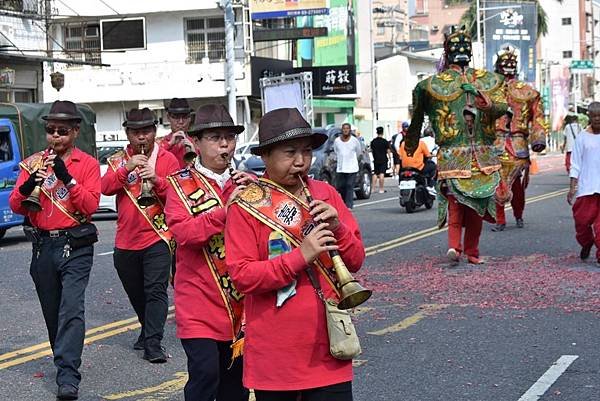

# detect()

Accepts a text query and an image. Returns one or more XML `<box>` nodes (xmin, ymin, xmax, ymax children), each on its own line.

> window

<box><xmin>562</xmin><ymin>18</ymin><xmax>572</xmax><ymax>25</ymax></box>
<box><xmin>563</xmin><ymin>50</ymin><xmax>573</xmax><ymax>58</ymax></box>
<box><xmin>64</xmin><ymin>22</ymin><xmax>101</xmax><ymax>64</ymax></box>
<box><xmin>1</xmin><ymin>0</ymin><xmax>22</xmax><ymax>12</ymax></box>
<box><xmin>377</xmin><ymin>22</ymin><xmax>385</xmax><ymax>35</ymax></box>
<box><xmin>0</xmin><ymin>128</ymin><xmax>13</xmax><ymax>162</ymax></box>
<box><xmin>185</xmin><ymin>17</ymin><xmax>226</xmax><ymax>63</ymax></box>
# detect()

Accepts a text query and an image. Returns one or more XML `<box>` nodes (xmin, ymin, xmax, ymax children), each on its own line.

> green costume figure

<box><xmin>405</xmin><ymin>26</ymin><xmax>508</xmax><ymax>265</ymax></box>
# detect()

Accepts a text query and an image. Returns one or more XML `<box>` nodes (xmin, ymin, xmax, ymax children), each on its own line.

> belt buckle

<box><xmin>49</xmin><ymin>230</ymin><xmax>60</xmax><ymax>238</ymax></box>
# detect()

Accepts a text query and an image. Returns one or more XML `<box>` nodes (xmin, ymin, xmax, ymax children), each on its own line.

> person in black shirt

<box><xmin>370</xmin><ymin>126</ymin><xmax>390</xmax><ymax>193</ymax></box>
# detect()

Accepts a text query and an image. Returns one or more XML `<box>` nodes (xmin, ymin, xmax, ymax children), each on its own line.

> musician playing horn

<box><xmin>165</xmin><ymin>104</ymin><xmax>252</xmax><ymax>401</ymax></box>
<box><xmin>225</xmin><ymin>107</ymin><xmax>365</xmax><ymax>401</ymax></box>
<box><xmin>101</xmin><ymin>108</ymin><xmax>179</xmax><ymax>363</ymax></box>
<box><xmin>9</xmin><ymin>100</ymin><xmax>101</xmax><ymax>400</ymax></box>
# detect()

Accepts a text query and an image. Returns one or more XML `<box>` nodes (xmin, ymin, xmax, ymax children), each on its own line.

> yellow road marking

<box><xmin>0</xmin><ymin>312</ymin><xmax>174</xmax><ymax>370</ymax></box>
<box><xmin>364</xmin><ymin>188</ymin><xmax>568</xmax><ymax>257</ymax></box>
<box><xmin>0</xmin><ymin>188</ymin><xmax>568</xmax><ymax>369</ymax></box>
<box><xmin>102</xmin><ymin>372</ymin><xmax>188</xmax><ymax>400</ymax></box>
<box><xmin>367</xmin><ymin>304</ymin><xmax>448</xmax><ymax>336</ymax></box>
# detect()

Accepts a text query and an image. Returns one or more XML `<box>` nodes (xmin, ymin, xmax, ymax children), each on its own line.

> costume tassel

<box><xmin>228</xmin><ymin>337</ymin><xmax>244</xmax><ymax>369</ymax></box>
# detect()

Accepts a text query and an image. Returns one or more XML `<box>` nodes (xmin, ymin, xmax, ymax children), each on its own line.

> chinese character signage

<box><xmin>294</xmin><ymin>65</ymin><xmax>356</xmax><ymax>95</ymax></box>
<box><xmin>550</xmin><ymin>65</ymin><xmax>570</xmax><ymax>131</ymax></box>
<box><xmin>484</xmin><ymin>1</ymin><xmax>537</xmax><ymax>83</ymax></box>
<box><xmin>0</xmin><ymin>68</ymin><xmax>15</xmax><ymax>87</ymax></box>
<box><xmin>250</xmin><ymin>0</ymin><xmax>329</xmax><ymax>20</ymax></box>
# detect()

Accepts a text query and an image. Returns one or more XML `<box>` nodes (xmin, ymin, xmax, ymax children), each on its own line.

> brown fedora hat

<box><xmin>188</xmin><ymin>104</ymin><xmax>244</xmax><ymax>136</ymax></box>
<box><xmin>251</xmin><ymin>108</ymin><xmax>326</xmax><ymax>155</ymax></box>
<box><xmin>42</xmin><ymin>100</ymin><xmax>82</xmax><ymax>121</ymax></box>
<box><xmin>122</xmin><ymin>108</ymin><xmax>158</xmax><ymax>129</ymax></box>
<box><xmin>166</xmin><ymin>98</ymin><xmax>192</xmax><ymax>114</ymax></box>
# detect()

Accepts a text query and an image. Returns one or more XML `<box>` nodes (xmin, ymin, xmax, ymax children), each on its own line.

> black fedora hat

<box><xmin>251</xmin><ymin>108</ymin><xmax>326</xmax><ymax>155</ymax></box>
<box><xmin>188</xmin><ymin>104</ymin><xmax>244</xmax><ymax>136</ymax></box>
<box><xmin>122</xmin><ymin>108</ymin><xmax>158</xmax><ymax>129</ymax></box>
<box><xmin>166</xmin><ymin>98</ymin><xmax>192</xmax><ymax>115</ymax></box>
<box><xmin>42</xmin><ymin>100</ymin><xmax>82</xmax><ymax>122</ymax></box>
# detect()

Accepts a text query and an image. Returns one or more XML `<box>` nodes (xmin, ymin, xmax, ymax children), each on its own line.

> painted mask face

<box><xmin>495</xmin><ymin>52</ymin><xmax>518</xmax><ymax>78</ymax></box>
<box><xmin>446</xmin><ymin>33</ymin><xmax>472</xmax><ymax>66</ymax></box>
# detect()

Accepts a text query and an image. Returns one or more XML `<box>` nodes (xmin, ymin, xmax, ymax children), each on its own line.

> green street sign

<box><xmin>570</xmin><ymin>60</ymin><xmax>594</xmax><ymax>69</ymax></box>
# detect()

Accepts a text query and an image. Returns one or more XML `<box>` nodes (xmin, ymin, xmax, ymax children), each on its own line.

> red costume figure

<box><xmin>492</xmin><ymin>47</ymin><xmax>548</xmax><ymax>231</ymax></box>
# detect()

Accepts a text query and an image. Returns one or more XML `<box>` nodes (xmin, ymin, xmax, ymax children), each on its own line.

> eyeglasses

<box><xmin>45</xmin><ymin>126</ymin><xmax>73</xmax><ymax>136</ymax></box>
<box><xmin>202</xmin><ymin>133</ymin><xmax>237</xmax><ymax>143</ymax></box>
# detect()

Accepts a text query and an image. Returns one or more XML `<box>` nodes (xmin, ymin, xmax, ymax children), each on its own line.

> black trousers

<box><xmin>255</xmin><ymin>381</ymin><xmax>353</xmax><ymax>401</ymax></box>
<box><xmin>180</xmin><ymin>338</ymin><xmax>248</xmax><ymax>401</ymax></box>
<box><xmin>335</xmin><ymin>172</ymin><xmax>357</xmax><ymax>209</ymax></box>
<box><xmin>29</xmin><ymin>236</ymin><xmax>93</xmax><ymax>387</ymax></box>
<box><xmin>422</xmin><ymin>160</ymin><xmax>437</xmax><ymax>187</ymax></box>
<box><xmin>113</xmin><ymin>241</ymin><xmax>171</xmax><ymax>342</ymax></box>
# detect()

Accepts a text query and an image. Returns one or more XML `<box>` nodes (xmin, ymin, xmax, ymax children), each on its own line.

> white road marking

<box><xmin>517</xmin><ymin>355</ymin><xmax>579</xmax><ymax>401</ymax></box>
<box><xmin>354</xmin><ymin>197</ymin><xmax>396</xmax><ymax>208</ymax></box>
<box><xmin>98</xmin><ymin>251</ymin><xmax>114</xmax><ymax>256</ymax></box>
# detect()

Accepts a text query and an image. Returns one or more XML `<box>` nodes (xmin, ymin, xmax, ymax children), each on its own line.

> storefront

<box><xmin>0</xmin><ymin>54</ymin><xmax>43</xmax><ymax>103</ymax></box>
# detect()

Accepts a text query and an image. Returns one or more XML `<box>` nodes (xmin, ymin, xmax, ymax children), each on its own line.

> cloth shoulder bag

<box><xmin>306</xmin><ymin>268</ymin><xmax>361</xmax><ymax>360</ymax></box>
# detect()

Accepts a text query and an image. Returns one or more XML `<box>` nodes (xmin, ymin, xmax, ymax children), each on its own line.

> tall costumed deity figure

<box><xmin>405</xmin><ymin>26</ymin><xmax>508</xmax><ymax>265</ymax></box>
<box><xmin>492</xmin><ymin>47</ymin><xmax>548</xmax><ymax>232</ymax></box>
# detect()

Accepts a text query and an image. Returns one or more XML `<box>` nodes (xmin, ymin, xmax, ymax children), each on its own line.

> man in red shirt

<box><xmin>101</xmin><ymin>108</ymin><xmax>179</xmax><ymax>363</ymax></box>
<box><xmin>226</xmin><ymin>108</ymin><xmax>365</xmax><ymax>400</ymax></box>
<box><xmin>165</xmin><ymin>104</ymin><xmax>252</xmax><ymax>401</ymax></box>
<box><xmin>158</xmin><ymin>98</ymin><xmax>196</xmax><ymax>168</ymax></box>
<box><xmin>9</xmin><ymin>100</ymin><xmax>101</xmax><ymax>400</ymax></box>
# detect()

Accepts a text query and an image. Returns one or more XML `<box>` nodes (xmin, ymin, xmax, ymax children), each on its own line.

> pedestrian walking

<box><xmin>226</xmin><ymin>107</ymin><xmax>365</xmax><ymax>401</ymax></box>
<box><xmin>165</xmin><ymin>104</ymin><xmax>251</xmax><ymax>401</ymax></box>
<box><xmin>9</xmin><ymin>100</ymin><xmax>101</xmax><ymax>400</ymax></box>
<box><xmin>567</xmin><ymin>101</ymin><xmax>600</xmax><ymax>265</ymax></box>
<box><xmin>370</xmin><ymin>126</ymin><xmax>390</xmax><ymax>193</ymax></box>
<box><xmin>101</xmin><ymin>108</ymin><xmax>179</xmax><ymax>363</ymax></box>
<box><xmin>561</xmin><ymin>114</ymin><xmax>582</xmax><ymax>173</ymax></box>
<box><xmin>333</xmin><ymin>123</ymin><xmax>362</xmax><ymax>208</ymax></box>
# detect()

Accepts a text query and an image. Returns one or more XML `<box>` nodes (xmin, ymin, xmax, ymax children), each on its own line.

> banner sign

<box><xmin>484</xmin><ymin>1</ymin><xmax>537</xmax><ymax>83</ymax></box>
<box><xmin>250</xmin><ymin>0</ymin><xmax>329</xmax><ymax>20</ymax></box>
<box><xmin>294</xmin><ymin>64</ymin><xmax>356</xmax><ymax>95</ymax></box>
<box><xmin>550</xmin><ymin>65</ymin><xmax>570</xmax><ymax>131</ymax></box>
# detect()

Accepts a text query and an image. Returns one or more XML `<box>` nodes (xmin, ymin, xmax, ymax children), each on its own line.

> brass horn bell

<box><xmin>331</xmin><ymin>253</ymin><xmax>372</xmax><ymax>310</ymax></box>
<box><xmin>21</xmin><ymin>185</ymin><xmax>43</xmax><ymax>212</ymax></box>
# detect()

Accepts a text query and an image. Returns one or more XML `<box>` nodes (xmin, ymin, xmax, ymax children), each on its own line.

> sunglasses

<box><xmin>45</xmin><ymin>126</ymin><xmax>73</xmax><ymax>136</ymax></box>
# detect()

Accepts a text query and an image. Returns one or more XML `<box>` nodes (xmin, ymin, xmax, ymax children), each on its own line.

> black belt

<box><xmin>39</xmin><ymin>229</ymin><xmax>70</xmax><ymax>238</ymax></box>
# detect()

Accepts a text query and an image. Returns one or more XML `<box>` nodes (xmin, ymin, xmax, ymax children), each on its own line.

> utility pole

<box><xmin>476</xmin><ymin>0</ymin><xmax>482</xmax><ymax>68</ymax></box>
<box><xmin>222</xmin><ymin>0</ymin><xmax>237</xmax><ymax>123</ymax></box>
<box><xmin>44</xmin><ymin>0</ymin><xmax>52</xmax><ymax>59</ymax></box>
<box><xmin>369</xmin><ymin>0</ymin><xmax>378</xmax><ymax>131</ymax></box>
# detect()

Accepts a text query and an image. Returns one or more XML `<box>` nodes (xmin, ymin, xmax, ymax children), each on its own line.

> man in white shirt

<box><xmin>561</xmin><ymin>114</ymin><xmax>582</xmax><ymax>173</ymax></box>
<box><xmin>333</xmin><ymin>123</ymin><xmax>362</xmax><ymax>208</ymax></box>
<box><xmin>567</xmin><ymin>102</ymin><xmax>600</xmax><ymax>265</ymax></box>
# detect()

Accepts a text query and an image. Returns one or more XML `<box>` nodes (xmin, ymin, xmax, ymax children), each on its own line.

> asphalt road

<box><xmin>1</xmin><ymin>154</ymin><xmax>598</xmax><ymax>401</ymax></box>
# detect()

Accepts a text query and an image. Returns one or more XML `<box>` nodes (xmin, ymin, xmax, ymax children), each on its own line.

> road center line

<box><xmin>98</xmin><ymin>251</ymin><xmax>114</xmax><ymax>256</ymax></box>
<box><xmin>367</xmin><ymin>304</ymin><xmax>447</xmax><ymax>335</ymax></box>
<box><xmin>517</xmin><ymin>355</ymin><xmax>579</xmax><ymax>401</ymax></box>
<box><xmin>103</xmin><ymin>371</ymin><xmax>188</xmax><ymax>400</ymax></box>
<box><xmin>354</xmin><ymin>196</ymin><xmax>396</xmax><ymax>208</ymax></box>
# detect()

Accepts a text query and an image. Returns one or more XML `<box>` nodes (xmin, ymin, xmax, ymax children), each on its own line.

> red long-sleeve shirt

<box><xmin>9</xmin><ymin>147</ymin><xmax>101</xmax><ymax>230</ymax></box>
<box><xmin>225</xmin><ymin>178</ymin><xmax>365</xmax><ymax>391</ymax></box>
<box><xmin>165</xmin><ymin>172</ymin><xmax>237</xmax><ymax>340</ymax></box>
<box><xmin>159</xmin><ymin>132</ymin><xmax>195</xmax><ymax>169</ymax></box>
<box><xmin>101</xmin><ymin>145</ymin><xmax>179</xmax><ymax>250</ymax></box>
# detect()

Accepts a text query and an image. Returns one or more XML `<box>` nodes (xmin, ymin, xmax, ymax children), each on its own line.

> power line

<box><xmin>97</xmin><ymin>0</ymin><xmax>121</xmax><ymax>15</ymax></box>
<box><xmin>0</xmin><ymin>31</ymin><xmax>26</xmax><ymax>55</ymax></box>
<box><xmin>55</xmin><ymin>0</ymin><xmax>81</xmax><ymax>16</ymax></box>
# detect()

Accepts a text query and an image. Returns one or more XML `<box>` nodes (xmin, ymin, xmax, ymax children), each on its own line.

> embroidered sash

<box><xmin>20</xmin><ymin>151</ymin><xmax>87</xmax><ymax>224</ymax></box>
<box><xmin>234</xmin><ymin>178</ymin><xmax>341</xmax><ymax>298</ymax></box>
<box><xmin>107</xmin><ymin>150</ymin><xmax>175</xmax><ymax>251</ymax></box>
<box><xmin>167</xmin><ymin>168</ymin><xmax>244</xmax><ymax>339</ymax></box>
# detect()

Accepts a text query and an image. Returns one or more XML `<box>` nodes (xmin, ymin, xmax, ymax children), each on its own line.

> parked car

<box><xmin>233</xmin><ymin>141</ymin><xmax>258</xmax><ymax>169</ymax></box>
<box><xmin>96</xmin><ymin>141</ymin><xmax>128</xmax><ymax>213</ymax></box>
<box><xmin>239</xmin><ymin>127</ymin><xmax>372</xmax><ymax>199</ymax></box>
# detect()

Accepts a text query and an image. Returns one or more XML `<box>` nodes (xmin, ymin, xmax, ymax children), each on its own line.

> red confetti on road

<box><xmin>360</xmin><ymin>254</ymin><xmax>600</xmax><ymax>313</ymax></box>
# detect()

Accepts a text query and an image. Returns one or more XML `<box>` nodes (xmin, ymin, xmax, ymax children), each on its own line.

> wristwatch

<box><xmin>66</xmin><ymin>178</ymin><xmax>77</xmax><ymax>189</ymax></box>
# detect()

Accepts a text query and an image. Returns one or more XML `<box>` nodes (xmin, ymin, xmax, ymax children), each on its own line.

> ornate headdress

<box><xmin>494</xmin><ymin>46</ymin><xmax>518</xmax><ymax>77</ymax></box>
<box><xmin>441</xmin><ymin>25</ymin><xmax>472</xmax><ymax>69</ymax></box>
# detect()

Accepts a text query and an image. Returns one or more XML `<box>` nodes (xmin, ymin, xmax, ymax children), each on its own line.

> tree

<box><xmin>459</xmin><ymin>1</ymin><xmax>562</xmax><ymax>41</ymax></box>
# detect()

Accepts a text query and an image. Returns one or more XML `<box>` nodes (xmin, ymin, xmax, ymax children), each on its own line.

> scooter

<box><xmin>398</xmin><ymin>168</ymin><xmax>435</xmax><ymax>213</ymax></box>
